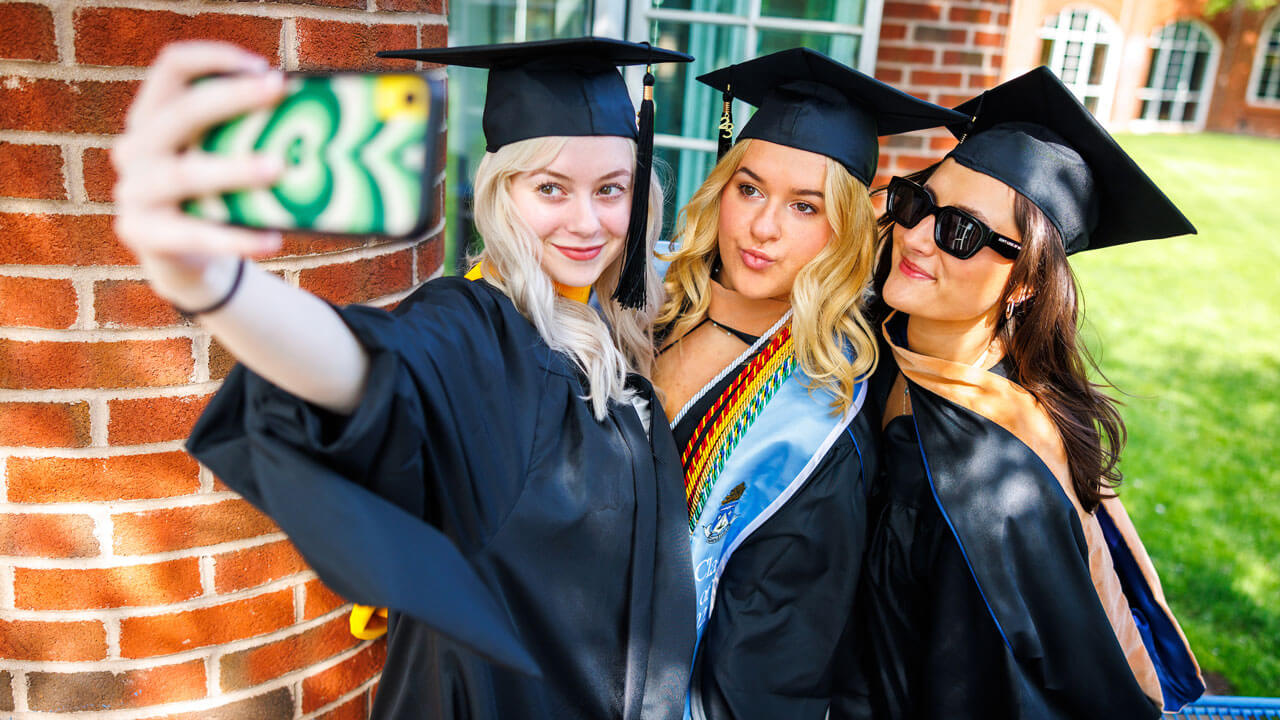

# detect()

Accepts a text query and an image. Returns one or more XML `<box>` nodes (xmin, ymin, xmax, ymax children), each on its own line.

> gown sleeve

<box><xmin>185</xmin><ymin>277</ymin><xmax>541</xmax><ymax>675</ymax></box>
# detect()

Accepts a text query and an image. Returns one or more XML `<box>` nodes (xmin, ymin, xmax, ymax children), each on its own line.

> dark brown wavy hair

<box><xmin>870</xmin><ymin>163</ymin><xmax>1126</xmax><ymax>512</ymax></box>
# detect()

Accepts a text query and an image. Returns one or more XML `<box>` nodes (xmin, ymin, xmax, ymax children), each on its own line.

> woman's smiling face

<box><xmin>881</xmin><ymin>158</ymin><xmax>1020</xmax><ymax>326</ymax></box>
<box><xmin>508</xmin><ymin>135</ymin><xmax>634</xmax><ymax>289</ymax></box>
<box><xmin>715</xmin><ymin>140</ymin><xmax>834</xmax><ymax>301</ymax></box>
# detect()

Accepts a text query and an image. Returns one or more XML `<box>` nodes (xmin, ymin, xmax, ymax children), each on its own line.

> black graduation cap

<box><xmin>378</xmin><ymin>37</ymin><xmax>693</xmax><ymax>309</ymax></box>
<box><xmin>697</xmin><ymin>48</ymin><xmax>966</xmax><ymax>186</ymax></box>
<box><xmin>945</xmin><ymin>66</ymin><xmax>1195</xmax><ymax>254</ymax></box>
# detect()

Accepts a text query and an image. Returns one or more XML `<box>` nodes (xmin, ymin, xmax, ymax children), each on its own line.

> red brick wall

<box><xmin>1206</xmin><ymin>5</ymin><xmax>1280</xmax><ymax>137</ymax></box>
<box><xmin>873</xmin><ymin>0</ymin><xmax>1012</xmax><ymax>189</ymax></box>
<box><xmin>0</xmin><ymin>1</ymin><xmax>445</xmax><ymax>717</ymax></box>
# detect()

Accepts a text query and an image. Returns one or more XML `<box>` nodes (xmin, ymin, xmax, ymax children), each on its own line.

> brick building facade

<box><xmin>872</xmin><ymin>0</ymin><xmax>1013</xmax><ymax>186</ymax></box>
<box><xmin>1002</xmin><ymin>0</ymin><xmax>1280</xmax><ymax>138</ymax></box>
<box><xmin>0</xmin><ymin>2</ymin><xmax>445</xmax><ymax>717</ymax></box>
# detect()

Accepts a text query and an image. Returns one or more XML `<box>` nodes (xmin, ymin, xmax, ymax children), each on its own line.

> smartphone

<box><xmin>184</xmin><ymin>72</ymin><xmax>444</xmax><ymax>238</ymax></box>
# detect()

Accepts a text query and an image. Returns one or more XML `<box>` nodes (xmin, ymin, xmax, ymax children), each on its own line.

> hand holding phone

<box><xmin>184</xmin><ymin>72</ymin><xmax>444</xmax><ymax>238</ymax></box>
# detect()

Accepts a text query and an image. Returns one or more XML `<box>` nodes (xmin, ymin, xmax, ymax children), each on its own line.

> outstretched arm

<box><xmin>112</xmin><ymin>41</ymin><xmax>369</xmax><ymax>414</ymax></box>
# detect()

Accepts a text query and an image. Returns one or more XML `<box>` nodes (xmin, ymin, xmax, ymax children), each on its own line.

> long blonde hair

<box><xmin>472</xmin><ymin>135</ymin><xmax>664</xmax><ymax>420</ymax></box>
<box><xmin>657</xmin><ymin>138</ymin><xmax>878</xmax><ymax>414</ymax></box>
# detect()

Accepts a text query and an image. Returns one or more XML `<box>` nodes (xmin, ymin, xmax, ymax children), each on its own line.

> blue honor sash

<box><xmin>676</xmin><ymin>313</ymin><xmax>867</xmax><ymax>639</ymax></box>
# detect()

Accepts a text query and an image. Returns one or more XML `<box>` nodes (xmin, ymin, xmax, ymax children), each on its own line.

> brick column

<box><xmin>873</xmin><ymin>0</ymin><xmax>1013</xmax><ymax>189</ymax></box>
<box><xmin>0</xmin><ymin>1</ymin><xmax>445</xmax><ymax>717</ymax></box>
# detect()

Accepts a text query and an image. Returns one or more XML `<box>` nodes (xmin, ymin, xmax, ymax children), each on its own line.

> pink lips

<box><xmin>554</xmin><ymin>244</ymin><xmax>604</xmax><ymax>262</ymax></box>
<box><xmin>739</xmin><ymin>248</ymin><xmax>774</xmax><ymax>271</ymax></box>
<box><xmin>898</xmin><ymin>257</ymin><xmax>934</xmax><ymax>280</ymax></box>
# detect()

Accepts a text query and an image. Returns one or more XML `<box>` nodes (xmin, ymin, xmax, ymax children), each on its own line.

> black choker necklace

<box><xmin>657</xmin><ymin>314</ymin><xmax>760</xmax><ymax>355</ymax></box>
<box><xmin>707</xmin><ymin>316</ymin><xmax>759</xmax><ymax>345</ymax></box>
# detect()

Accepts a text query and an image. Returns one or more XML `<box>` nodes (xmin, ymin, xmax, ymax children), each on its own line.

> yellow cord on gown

<box><xmin>349</xmin><ymin>604</ymin><xmax>388</xmax><ymax>639</ymax></box>
<box><xmin>348</xmin><ymin>264</ymin><xmax>592</xmax><ymax>640</ymax></box>
<box><xmin>464</xmin><ymin>262</ymin><xmax>592</xmax><ymax>303</ymax></box>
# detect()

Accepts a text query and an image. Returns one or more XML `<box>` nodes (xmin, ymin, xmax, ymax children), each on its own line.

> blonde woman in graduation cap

<box><xmin>651</xmin><ymin>49</ymin><xmax>962</xmax><ymax>720</ymax></box>
<box><xmin>852</xmin><ymin>67</ymin><xmax>1205</xmax><ymax>719</ymax></box>
<box><xmin>111</xmin><ymin>38</ymin><xmax>697</xmax><ymax>720</ymax></box>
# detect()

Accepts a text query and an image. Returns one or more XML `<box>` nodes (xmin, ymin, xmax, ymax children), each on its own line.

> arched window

<box><xmin>1136</xmin><ymin>20</ymin><xmax>1220</xmax><ymax>129</ymax></box>
<box><xmin>1249</xmin><ymin>9</ymin><xmax>1280</xmax><ymax>105</ymax></box>
<box><xmin>1039</xmin><ymin>7</ymin><xmax>1124</xmax><ymax>119</ymax></box>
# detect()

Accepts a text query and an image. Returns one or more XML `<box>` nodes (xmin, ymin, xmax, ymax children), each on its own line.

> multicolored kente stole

<box><xmin>682</xmin><ymin>324</ymin><xmax>796</xmax><ymax>530</ymax></box>
<box><xmin>681</xmin><ymin>315</ymin><xmax>866</xmax><ymax>643</ymax></box>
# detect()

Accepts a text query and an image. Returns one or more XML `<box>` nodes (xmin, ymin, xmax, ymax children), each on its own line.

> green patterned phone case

<box><xmin>185</xmin><ymin>72</ymin><xmax>443</xmax><ymax>238</ymax></box>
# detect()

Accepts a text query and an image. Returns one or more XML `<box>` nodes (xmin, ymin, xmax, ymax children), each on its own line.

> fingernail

<box><xmin>254</xmin><ymin>234</ymin><xmax>282</xmax><ymax>256</ymax></box>
<box><xmin>257</xmin><ymin>154</ymin><xmax>284</xmax><ymax>179</ymax></box>
<box><xmin>262</xmin><ymin>71</ymin><xmax>284</xmax><ymax>92</ymax></box>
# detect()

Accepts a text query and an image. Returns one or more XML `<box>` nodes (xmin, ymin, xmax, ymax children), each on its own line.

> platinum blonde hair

<box><xmin>657</xmin><ymin>138</ymin><xmax>879</xmax><ymax>414</ymax></box>
<box><xmin>472</xmin><ymin>135</ymin><xmax>664</xmax><ymax>420</ymax></box>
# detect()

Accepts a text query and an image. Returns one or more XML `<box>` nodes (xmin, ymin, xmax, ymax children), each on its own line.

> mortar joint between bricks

<box><xmin>11</xmin><ymin>668</ymin><xmax>29</xmax><ymax>713</ymax></box>
<box><xmin>199</xmin><ymin>554</ymin><xmax>216</xmax><ymax>597</ymax></box>
<box><xmin>51</xmin><ymin>0</ymin><xmax>74</xmax><ymax>68</ymax></box>
<box><xmin>105</xmin><ymin>615</ymin><xmax>122</xmax><ymax>659</ymax></box>
<box><xmin>0</xmin><ymin>439</ymin><xmax>187</xmax><ymax>460</ymax></box>
<box><xmin>65</xmin><ymin>139</ymin><xmax>86</xmax><ymax>204</ymax></box>
<box><xmin>89</xmin><ymin>396</ymin><xmax>110</xmax><ymax>446</ymax></box>
<box><xmin>193</xmin><ymin>332</ymin><xmax>212</xmax><ymax>384</ymax></box>
<box><xmin>72</xmin><ymin>277</ymin><xmax>96</xmax><ymax>330</ymax></box>
<box><xmin>0</xmin><ymin>197</ymin><xmax>114</xmax><ymax>215</ymax></box>
<box><xmin>91</xmin><ymin>506</ymin><xmax>114</xmax><ymax>560</ymax></box>
<box><xmin>0</xmin><ymin>130</ymin><xmax>120</xmax><ymax>147</ymax></box>
<box><xmin>198</xmin><ymin>463</ymin><xmax>215</xmax><ymax>493</ymax></box>
<box><xmin>284</xmin><ymin>17</ymin><xmax>299</xmax><ymax>71</ymax></box>
<box><xmin>0</xmin><ymin>561</ymin><xmax>15</xmax><ymax>610</ymax></box>
<box><xmin>205</xmin><ymin>653</ymin><xmax>219</xmax><ymax>697</ymax></box>
<box><xmin>0</xmin><ymin>61</ymin><xmax>146</xmax><ymax>82</ymax></box>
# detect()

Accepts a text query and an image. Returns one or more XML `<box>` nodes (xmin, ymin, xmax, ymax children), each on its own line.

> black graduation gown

<box><xmin>673</xmin><ymin>349</ymin><xmax>880</xmax><ymax>720</ymax></box>
<box><xmin>850</xmin><ymin>315</ymin><xmax>1203</xmax><ymax>719</ymax></box>
<box><xmin>186</xmin><ymin>277</ymin><xmax>696</xmax><ymax>720</ymax></box>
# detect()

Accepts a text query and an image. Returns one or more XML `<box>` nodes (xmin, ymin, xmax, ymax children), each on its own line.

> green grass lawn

<box><xmin>1071</xmin><ymin>132</ymin><xmax>1280</xmax><ymax>695</ymax></box>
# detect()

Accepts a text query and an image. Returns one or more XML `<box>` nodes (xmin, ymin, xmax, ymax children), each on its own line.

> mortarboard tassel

<box><xmin>958</xmin><ymin>91</ymin><xmax>986</xmax><ymax>144</ymax></box>
<box><xmin>613</xmin><ymin>67</ymin><xmax>655</xmax><ymax>310</ymax></box>
<box><xmin>717</xmin><ymin>85</ymin><xmax>734</xmax><ymax>158</ymax></box>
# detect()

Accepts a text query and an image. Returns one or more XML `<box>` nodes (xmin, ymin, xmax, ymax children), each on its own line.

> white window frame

<box><xmin>1133</xmin><ymin>19</ymin><xmax>1221</xmax><ymax>132</ymax></box>
<box><xmin>619</xmin><ymin>0</ymin><xmax>885</xmax><ymax>155</ymax></box>
<box><xmin>1246</xmin><ymin>7</ymin><xmax>1280</xmax><ymax>108</ymax></box>
<box><xmin>1038</xmin><ymin>6</ymin><xmax>1124</xmax><ymax>122</ymax></box>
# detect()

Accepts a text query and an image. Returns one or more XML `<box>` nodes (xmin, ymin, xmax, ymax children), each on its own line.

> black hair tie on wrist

<box><xmin>175</xmin><ymin>258</ymin><xmax>246</xmax><ymax>319</ymax></box>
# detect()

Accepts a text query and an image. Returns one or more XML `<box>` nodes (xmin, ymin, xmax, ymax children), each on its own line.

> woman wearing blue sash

<box><xmin>852</xmin><ymin>67</ymin><xmax>1205</xmax><ymax>718</ymax></box>
<box><xmin>651</xmin><ymin>49</ymin><xmax>962</xmax><ymax>719</ymax></box>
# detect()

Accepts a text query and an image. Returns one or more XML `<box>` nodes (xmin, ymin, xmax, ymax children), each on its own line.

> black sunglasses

<box><xmin>886</xmin><ymin>176</ymin><xmax>1022</xmax><ymax>260</ymax></box>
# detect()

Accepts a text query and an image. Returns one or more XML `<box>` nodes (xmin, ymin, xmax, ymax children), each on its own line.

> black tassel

<box><xmin>612</xmin><ymin>68</ymin><xmax>655</xmax><ymax>311</ymax></box>
<box><xmin>717</xmin><ymin>85</ymin><xmax>734</xmax><ymax>159</ymax></box>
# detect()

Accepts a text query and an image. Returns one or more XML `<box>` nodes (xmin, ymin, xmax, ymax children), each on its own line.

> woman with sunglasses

<box><xmin>852</xmin><ymin>67</ymin><xmax>1204</xmax><ymax>719</ymax></box>
<box><xmin>652</xmin><ymin>49</ymin><xmax>961</xmax><ymax>719</ymax></box>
